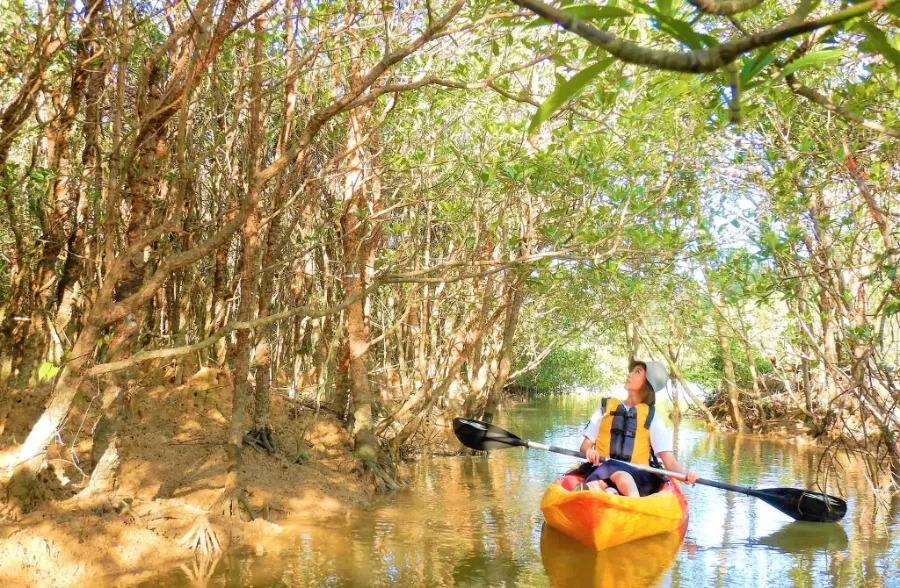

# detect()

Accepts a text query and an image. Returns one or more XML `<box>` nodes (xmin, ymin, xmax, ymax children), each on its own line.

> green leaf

<box><xmin>38</xmin><ymin>362</ymin><xmax>60</xmax><ymax>382</ymax></box>
<box><xmin>857</xmin><ymin>21</ymin><xmax>900</xmax><ymax>72</ymax></box>
<box><xmin>631</xmin><ymin>2</ymin><xmax>711</xmax><ymax>49</ymax></box>
<box><xmin>740</xmin><ymin>49</ymin><xmax>776</xmax><ymax>87</ymax></box>
<box><xmin>564</xmin><ymin>5</ymin><xmax>632</xmax><ymax>20</ymax></box>
<box><xmin>526</xmin><ymin>5</ymin><xmax>631</xmax><ymax>28</ymax></box>
<box><xmin>777</xmin><ymin>50</ymin><xmax>844</xmax><ymax>80</ymax></box>
<box><xmin>528</xmin><ymin>58</ymin><xmax>615</xmax><ymax>133</ymax></box>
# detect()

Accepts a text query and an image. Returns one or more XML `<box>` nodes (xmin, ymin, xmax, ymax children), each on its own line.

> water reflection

<box><xmin>757</xmin><ymin>522</ymin><xmax>849</xmax><ymax>553</ymax></box>
<box><xmin>540</xmin><ymin>524</ymin><xmax>684</xmax><ymax>587</ymax></box>
<box><xmin>142</xmin><ymin>396</ymin><xmax>900</xmax><ymax>587</ymax></box>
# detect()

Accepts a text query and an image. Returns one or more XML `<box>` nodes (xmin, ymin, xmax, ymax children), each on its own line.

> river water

<box><xmin>147</xmin><ymin>395</ymin><xmax>900</xmax><ymax>587</ymax></box>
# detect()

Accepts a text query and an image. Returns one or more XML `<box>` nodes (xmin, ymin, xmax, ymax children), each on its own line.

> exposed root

<box><xmin>178</xmin><ymin>552</ymin><xmax>222</xmax><ymax>587</ymax></box>
<box><xmin>358</xmin><ymin>457</ymin><xmax>400</xmax><ymax>494</ymax></box>
<box><xmin>117</xmin><ymin>498</ymin><xmax>147</xmax><ymax>528</ymax></box>
<box><xmin>243</xmin><ymin>426</ymin><xmax>277</xmax><ymax>453</ymax></box>
<box><xmin>177</xmin><ymin>515</ymin><xmax>221</xmax><ymax>555</ymax></box>
<box><xmin>212</xmin><ymin>487</ymin><xmax>255</xmax><ymax>521</ymax></box>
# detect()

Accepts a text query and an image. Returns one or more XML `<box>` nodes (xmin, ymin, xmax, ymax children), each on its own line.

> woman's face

<box><xmin>625</xmin><ymin>365</ymin><xmax>647</xmax><ymax>392</ymax></box>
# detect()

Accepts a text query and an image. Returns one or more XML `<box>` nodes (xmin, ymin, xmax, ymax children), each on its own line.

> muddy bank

<box><xmin>0</xmin><ymin>371</ymin><xmax>379</xmax><ymax>587</ymax></box>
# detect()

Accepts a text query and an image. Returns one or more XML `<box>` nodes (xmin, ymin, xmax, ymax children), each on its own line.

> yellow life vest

<box><xmin>594</xmin><ymin>398</ymin><xmax>656</xmax><ymax>466</ymax></box>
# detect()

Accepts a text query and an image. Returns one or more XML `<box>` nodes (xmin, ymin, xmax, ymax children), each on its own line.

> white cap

<box><xmin>629</xmin><ymin>358</ymin><xmax>669</xmax><ymax>393</ymax></box>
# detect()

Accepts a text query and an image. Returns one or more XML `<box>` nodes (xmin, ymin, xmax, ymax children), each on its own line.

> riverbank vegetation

<box><xmin>0</xmin><ymin>0</ymin><xmax>898</xmax><ymax>576</ymax></box>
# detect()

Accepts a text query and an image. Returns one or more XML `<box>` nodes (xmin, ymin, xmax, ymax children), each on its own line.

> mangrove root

<box><xmin>177</xmin><ymin>516</ymin><xmax>221</xmax><ymax>554</ymax></box>
<box><xmin>359</xmin><ymin>457</ymin><xmax>400</xmax><ymax>494</ymax></box>
<box><xmin>243</xmin><ymin>426</ymin><xmax>277</xmax><ymax>453</ymax></box>
<box><xmin>213</xmin><ymin>487</ymin><xmax>255</xmax><ymax>521</ymax></box>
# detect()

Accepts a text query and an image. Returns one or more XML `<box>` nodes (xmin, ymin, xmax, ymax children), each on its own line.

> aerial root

<box><xmin>359</xmin><ymin>457</ymin><xmax>400</xmax><ymax>494</ymax></box>
<box><xmin>243</xmin><ymin>426</ymin><xmax>277</xmax><ymax>453</ymax></box>
<box><xmin>177</xmin><ymin>516</ymin><xmax>221</xmax><ymax>555</ymax></box>
<box><xmin>213</xmin><ymin>486</ymin><xmax>255</xmax><ymax>521</ymax></box>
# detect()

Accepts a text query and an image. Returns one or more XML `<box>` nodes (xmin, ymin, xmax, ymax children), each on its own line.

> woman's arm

<box><xmin>580</xmin><ymin>437</ymin><xmax>601</xmax><ymax>464</ymax></box>
<box><xmin>658</xmin><ymin>451</ymin><xmax>699</xmax><ymax>484</ymax></box>
<box><xmin>579</xmin><ymin>437</ymin><xmax>593</xmax><ymax>453</ymax></box>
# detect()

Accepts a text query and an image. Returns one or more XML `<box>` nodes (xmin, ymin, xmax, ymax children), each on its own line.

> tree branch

<box><xmin>687</xmin><ymin>0</ymin><xmax>763</xmax><ymax>16</ymax></box>
<box><xmin>88</xmin><ymin>288</ymin><xmax>373</xmax><ymax>376</ymax></box>
<box><xmin>509</xmin><ymin>0</ymin><xmax>895</xmax><ymax>73</ymax></box>
<box><xmin>786</xmin><ymin>74</ymin><xmax>900</xmax><ymax>139</ymax></box>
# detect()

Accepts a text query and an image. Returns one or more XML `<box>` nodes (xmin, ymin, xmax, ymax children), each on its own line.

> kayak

<box><xmin>540</xmin><ymin>522</ymin><xmax>684</xmax><ymax>587</ymax></box>
<box><xmin>540</xmin><ymin>472</ymin><xmax>688</xmax><ymax>550</ymax></box>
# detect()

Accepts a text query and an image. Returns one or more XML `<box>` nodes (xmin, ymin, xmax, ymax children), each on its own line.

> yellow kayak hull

<box><xmin>540</xmin><ymin>473</ymin><xmax>688</xmax><ymax>550</ymax></box>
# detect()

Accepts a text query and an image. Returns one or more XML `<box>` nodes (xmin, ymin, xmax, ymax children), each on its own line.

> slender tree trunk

<box><xmin>340</xmin><ymin>106</ymin><xmax>378</xmax><ymax>460</ymax></box>
<box><xmin>220</xmin><ymin>15</ymin><xmax>265</xmax><ymax>517</ymax></box>
<box><xmin>628</xmin><ymin>315</ymin><xmax>643</xmax><ymax>360</ymax></box>
<box><xmin>483</xmin><ymin>278</ymin><xmax>526</xmax><ymax>423</ymax></box>
<box><xmin>249</xmin><ymin>1</ymin><xmax>300</xmax><ymax>451</ymax></box>
<box><xmin>666</xmin><ymin>309</ymin><xmax>682</xmax><ymax>423</ymax></box>
<box><xmin>658</xmin><ymin>339</ymin><xmax>717</xmax><ymax>428</ymax></box>
<box><xmin>713</xmin><ymin>300</ymin><xmax>745</xmax><ymax>432</ymax></box>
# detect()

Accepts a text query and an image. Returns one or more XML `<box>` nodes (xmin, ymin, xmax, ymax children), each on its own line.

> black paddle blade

<box><xmin>453</xmin><ymin>418</ymin><xmax>525</xmax><ymax>451</ymax></box>
<box><xmin>755</xmin><ymin>488</ymin><xmax>847</xmax><ymax>523</ymax></box>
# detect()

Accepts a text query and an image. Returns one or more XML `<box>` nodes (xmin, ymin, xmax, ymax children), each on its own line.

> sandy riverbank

<box><xmin>0</xmin><ymin>371</ymin><xmax>376</xmax><ymax>587</ymax></box>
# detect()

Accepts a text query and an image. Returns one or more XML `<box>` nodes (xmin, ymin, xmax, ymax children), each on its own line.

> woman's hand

<box><xmin>685</xmin><ymin>471</ymin><xmax>699</xmax><ymax>485</ymax></box>
<box><xmin>585</xmin><ymin>447</ymin><xmax>601</xmax><ymax>465</ymax></box>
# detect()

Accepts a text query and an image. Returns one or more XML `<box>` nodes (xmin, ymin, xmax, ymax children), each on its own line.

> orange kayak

<box><xmin>540</xmin><ymin>473</ymin><xmax>688</xmax><ymax>550</ymax></box>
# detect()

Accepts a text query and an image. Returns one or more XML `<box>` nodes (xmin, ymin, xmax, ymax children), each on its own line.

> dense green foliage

<box><xmin>512</xmin><ymin>346</ymin><xmax>610</xmax><ymax>395</ymax></box>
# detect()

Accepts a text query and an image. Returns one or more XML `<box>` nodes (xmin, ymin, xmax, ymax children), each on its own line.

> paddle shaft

<box><xmin>525</xmin><ymin>440</ymin><xmax>760</xmax><ymax>497</ymax></box>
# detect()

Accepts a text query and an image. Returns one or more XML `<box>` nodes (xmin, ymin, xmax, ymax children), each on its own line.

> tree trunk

<box><xmin>659</xmin><ymin>340</ymin><xmax>718</xmax><ymax>429</ymax></box>
<box><xmin>220</xmin><ymin>15</ymin><xmax>265</xmax><ymax>516</ymax></box>
<box><xmin>666</xmin><ymin>309</ymin><xmax>682</xmax><ymax>423</ymax></box>
<box><xmin>711</xmin><ymin>294</ymin><xmax>745</xmax><ymax>432</ymax></box>
<box><xmin>483</xmin><ymin>279</ymin><xmax>526</xmax><ymax>424</ymax></box>
<box><xmin>340</xmin><ymin>105</ymin><xmax>378</xmax><ymax>460</ymax></box>
<box><xmin>249</xmin><ymin>1</ymin><xmax>300</xmax><ymax>451</ymax></box>
<box><xmin>7</xmin><ymin>320</ymin><xmax>100</xmax><ymax>510</ymax></box>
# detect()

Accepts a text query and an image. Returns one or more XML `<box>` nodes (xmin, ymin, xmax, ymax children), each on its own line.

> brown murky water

<box><xmin>144</xmin><ymin>395</ymin><xmax>900</xmax><ymax>587</ymax></box>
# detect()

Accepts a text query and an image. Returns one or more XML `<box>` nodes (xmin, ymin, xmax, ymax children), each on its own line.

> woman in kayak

<box><xmin>575</xmin><ymin>359</ymin><xmax>699</xmax><ymax>497</ymax></box>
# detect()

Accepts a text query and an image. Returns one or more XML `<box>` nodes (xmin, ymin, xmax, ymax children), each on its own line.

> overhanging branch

<box><xmin>509</xmin><ymin>0</ymin><xmax>895</xmax><ymax>73</ymax></box>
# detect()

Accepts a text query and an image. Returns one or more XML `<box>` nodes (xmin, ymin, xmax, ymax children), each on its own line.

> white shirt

<box><xmin>583</xmin><ymin>396</ymin><xmax>674</xmax><ymax>456</ymax></box>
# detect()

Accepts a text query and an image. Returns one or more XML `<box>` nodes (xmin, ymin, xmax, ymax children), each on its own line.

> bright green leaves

<box><xmin>528</xmin><ymin>58</ymin><xmax>614</xmax><ymax>132</ymax></box>
<box><xmin>857</xmin><ymin>21</ymin><xmax>900</xmax><ymax>72</ymax></box>
<box><xmin>38</xmin><ymin>362</ymin><xmax>60</xmax><ymax>382</ymax></box>
<box><xmin>564</xmin><ymin>5</ymin><xmax>632</xmax><ymax>20</ymax></box>
<box><xmin>526</xmin><ymin>4</ymin><xmax>631</xmax><ymax>28</ymax></box>
<box><xmin>740</xmin><ymin>48</ymin><xmax>776</xmax><ymax>89</ymax></box>
<box><xmin>630</xmin><ymin>2</ymin><xmax>718</xmax><ymax>50</ymax></box>
<box><xmin>777</xmin><ymin>50</ymin><xmax>845</xmax><ymax>81</ymax></box>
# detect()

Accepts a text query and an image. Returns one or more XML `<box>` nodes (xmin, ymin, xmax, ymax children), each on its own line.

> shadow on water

<box><xmin>540</xmin><ymin>523</ymin><xmax>684</xmax><ymax>588</ymax></box>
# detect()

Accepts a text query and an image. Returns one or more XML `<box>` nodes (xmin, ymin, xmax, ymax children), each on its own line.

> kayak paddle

<box><xmin>452</xmin><ymin>417</ymin><xmax>847</xmax><ymax>523</ymax></box>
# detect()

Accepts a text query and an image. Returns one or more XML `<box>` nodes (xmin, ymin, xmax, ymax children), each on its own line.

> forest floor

<box><xmin>0</xmin><ymin>369</ymin><xmax>377</xmax><ymax>587</ymax></box>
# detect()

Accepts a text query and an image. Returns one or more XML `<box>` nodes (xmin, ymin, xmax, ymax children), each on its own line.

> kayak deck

<box><xmin>540</xmin><ymin>473</ymin><xmax>688</xmax><ymax>550</ymax></box>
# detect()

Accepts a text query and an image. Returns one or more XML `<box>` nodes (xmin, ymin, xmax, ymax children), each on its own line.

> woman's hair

<box><xmin>629</xmin><ymin>360</ymin><xmax>656</xmax><ymax>405</ymax></box>
<box><xmin>639</xmin><ymin>380</ymin><xmax>656</xmax><ymax>405</ymax></box>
